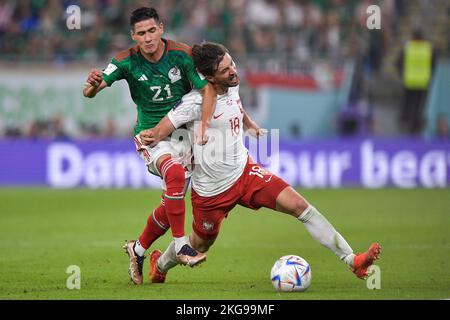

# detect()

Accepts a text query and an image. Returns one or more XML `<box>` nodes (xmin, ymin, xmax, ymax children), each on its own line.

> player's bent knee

<box><xmin>155</xmin><ymin>154</ymin><xmax>172</xmax><ymax>173</ymax></box>
<box><xmin>194</xmin><ymin>242</ymin><xmax>212</xmax><ymax>253</ymax></box>
<box><xmin>283</xmin><ymin>193</ymin><xmax>309</xmax><ymax>218</ymax></box>
<box><xmin>277</xmin><ymin>187</ymin><xmax>309</xmax><ymax>218</ymax></box>
<box><xmin>164</xmin><ymin>162</ymin><xmax>186</xmax><ymax>185</ymax></box>
<box><xmin>190</xmin><ymin>232</ymin><xmax>215</xmax><ymax>253</ymax></box>
<box><xmin>293</xmin><ymin>196</ymin><xmax>309</xmax><ymax>218</ymax></box>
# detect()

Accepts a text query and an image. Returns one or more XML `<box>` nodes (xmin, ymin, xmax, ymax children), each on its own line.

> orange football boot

<box><xmin>149</xmin><ymin>250</ymin><xmax>167</xmax><ymax>283</ymax></box>
<box><xmin>352</xmin><ymin>243</ymin><xmax>382</xmax><ymax>279</ymax></box>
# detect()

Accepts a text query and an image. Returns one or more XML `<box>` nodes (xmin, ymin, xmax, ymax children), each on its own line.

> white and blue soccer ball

<box><xmin>270</xmin><ymin>255</ymin><xmax>312</xmax><ymax>292</ymax></box>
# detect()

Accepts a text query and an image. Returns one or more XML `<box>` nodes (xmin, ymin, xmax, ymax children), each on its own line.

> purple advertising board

<box><xmin>0</xmin><ymin>138</ymin><xmax>449</xmax><ymax>188</ymax></box>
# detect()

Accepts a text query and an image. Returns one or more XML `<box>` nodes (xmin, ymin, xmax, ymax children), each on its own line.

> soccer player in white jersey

<box><xmin>139</xmin><ymin>42</ymin><xmax>381</xmax><ymax>283</ymax></box>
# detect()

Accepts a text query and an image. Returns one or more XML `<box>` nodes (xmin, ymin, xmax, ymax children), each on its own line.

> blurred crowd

<box><xmin>0</xmin><ymin>0</ymin><xmax>448</xmax><ymax>139</ymax></box>
<box><xmin>0</xmin><ymin>0</ymin><xmax>403</xmax><ymax>68</ymax></box>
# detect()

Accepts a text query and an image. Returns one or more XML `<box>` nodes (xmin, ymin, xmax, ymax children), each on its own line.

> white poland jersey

<box><xmin>168</xmin><ymin>85</ymin><xmax>248</xmax><ymax>197</ymax></box>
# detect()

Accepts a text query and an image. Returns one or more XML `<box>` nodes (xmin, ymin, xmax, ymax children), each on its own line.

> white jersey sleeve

<box><xmin>167</xmin><ymin>90</ymin><xmax>202</xmax><ymax>128</ymax></box>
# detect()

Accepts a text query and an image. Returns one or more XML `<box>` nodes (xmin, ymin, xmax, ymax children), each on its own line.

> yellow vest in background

<box><xmin>403</xmin><ymin>40</ymin><xmax>432</xmax><ymax>90</ymax></box>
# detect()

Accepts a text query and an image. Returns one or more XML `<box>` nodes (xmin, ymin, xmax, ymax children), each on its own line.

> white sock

<box><xmin>174</xmin><ymin>236</ymin><xmax>188</xmax><ymax>254</ymax></box>
<box><xmin>298</xmin><ymin>205</ymin><xmax>355</xmax><ymax>267</ymax></box>
<box><xmin>157</xmin><ymin>240</ymin><xmax>180</xmax><ymax>273</ymax></box>
<box><xmin>134</xmin><ymin>240</ymin><xmax>146</xmax><ymax>257</ymax></box>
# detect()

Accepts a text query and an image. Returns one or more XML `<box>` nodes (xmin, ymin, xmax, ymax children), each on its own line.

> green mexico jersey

<box><xmin>102</xmin><ymin>38</ymin><xmax>208</xmax><ymax>134</ymax></box>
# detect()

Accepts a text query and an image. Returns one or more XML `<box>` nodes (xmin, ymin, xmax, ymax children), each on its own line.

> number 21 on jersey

<box><xmin>150</xmin><ymin>84</ymin><xmax>173</xmax><ymax>101</ymax></box>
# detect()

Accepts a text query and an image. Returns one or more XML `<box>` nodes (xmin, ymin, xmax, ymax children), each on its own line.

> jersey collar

<box><xmin>138</xmin><ymin>39</ymin><xmax>167</xmax><ymax>64</ymax></box>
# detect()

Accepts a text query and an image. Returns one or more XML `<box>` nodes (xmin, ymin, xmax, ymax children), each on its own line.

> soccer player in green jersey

<box><xmin>83</xmin><ymin>7</ymin><xmax>215</xmax><ymax>285</ymax></box>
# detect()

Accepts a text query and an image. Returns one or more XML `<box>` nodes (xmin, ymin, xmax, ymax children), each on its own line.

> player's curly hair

<box><xmin>192</xmin><ymin>42</ymin><xmax>229</xmax><ymax>77</ymax></box>
<box><xmin>130</xmin><ymin>7</ymin><xmax>160</xmax><ymax>29</ymax></box>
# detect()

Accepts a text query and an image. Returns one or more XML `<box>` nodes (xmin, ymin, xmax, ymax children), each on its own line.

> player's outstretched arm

<box><xmin>83</xmin><ymin>68</ymin><xmax>108</xmax><ymax>98</ymax></box>
<box><xmin>196</xmin><ymin>83</ymin><xmax>217</xmax><ymax>145</ymax></box>
<box><xmin>139</xmin><ymin>116</ymin><xmax>176</xmax><ymax>146</ymax></box>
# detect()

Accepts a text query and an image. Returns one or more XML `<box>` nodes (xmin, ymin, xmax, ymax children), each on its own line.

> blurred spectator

<box><xmin>397</xmin><ymin>28</ymin><xmax>437</xmax><ymax>135</ymax></box>
<box><xmin>50</xmin><ymin>114</ymin><xmax>70</xmax><ymax>140</ymax></box>
<box><xmin>319</xmin><ymin>11</ymin><xmax>342</xmax><ymax>61</ymax></box>
<box><xmin>301</xmin><ymin>0</ymin><xmax>323</xmax><ymax>29</ymax></box>
<box><xmin>4</xmin><ymin>126</ymin><xmax>22</xmax><ymax>138</ymax></box>
<box><xmin>246</xmin><ymin>0</ymin><xmax>281</xmax><ymax>28</ymax></box>
<box><xmin>0</xmin><ymin>0</ymin><xmax>13</xmax><ymax>32</ymax></box>
<box><xmin>80</xmin><ymin>0</ymin><xmax>99</xmax><ymax>30</ymax></box>
<box><xmin>103</xmin><ymin>0</ymin><xmax>124</xmax><ymax>27</ymax></box>
<box><xmin>177</xmin><ymin>10</ymin><xmax>206</xmax><ymax>45</ymax></box>
<box><xmin>355</xmin><ymin>0</ymin><xmax>386</xmax><ymax>74</ymax></box>
<box><xmin>80</xmin><ymin>122</ymin><xmax>101</xmax><ymax>138</ymax></box>
<box><xmin>338</xmin><ymin>100</ymin><xmax>374</xmax><ymax>137</ymax></box>
<box><xmin>103</xmin><ymin>118</ymin><xmax>117</xmax><ymax>137</ymax></box>
<box><xmin>281</xmin><ymin>0</ymin><xmax>304</xmax><ymax>30</ymax></box>
<box><xmin>436</xmin><ymin>114</ymin><xmax>449</xmax><ymax>139</ymax></box>
<box><xmin>290</xmin><ymin>123</ymin><xmax>301</xmax><ymax>138</ymax></box>
<box><xmin>26</xmin><ymin>114</ymin><xmax>70</xmax><ymax>140</ymax></box>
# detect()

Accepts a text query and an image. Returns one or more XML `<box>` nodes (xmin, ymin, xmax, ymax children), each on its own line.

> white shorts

<box><xmin>133</xmin><ymin>134</ymin><xmax>193</xmax><ymax>179</ymax></box>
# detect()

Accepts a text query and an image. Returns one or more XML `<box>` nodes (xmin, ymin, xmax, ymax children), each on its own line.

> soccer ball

<box><xmin>270</xmin><ymin>255</ymin><xmax>312</xmax><ymax>292</ymax></box>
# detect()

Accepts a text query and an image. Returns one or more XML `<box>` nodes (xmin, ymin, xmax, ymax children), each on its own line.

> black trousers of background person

<box><xmin>400</xmin><ymin>88</ymin><xmax>428</xmax><ymax>135</ymax></box>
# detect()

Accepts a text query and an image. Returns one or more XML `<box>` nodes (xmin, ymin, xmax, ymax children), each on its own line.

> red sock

<box><xmin>161</xmin><ymin>158</ymin><xmax>186</xmax><ymax>238</ymax></box>
<box><xmin>138</xmin><ymin>196</ymin><xmax>169</xmax><ymax>249</ymax></box>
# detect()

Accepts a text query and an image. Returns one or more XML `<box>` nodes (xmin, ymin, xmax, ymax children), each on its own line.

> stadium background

<box><xmin>0</xmin><ymin>0</ymin><xmax>449</xmax><ymax>300</ymax></box>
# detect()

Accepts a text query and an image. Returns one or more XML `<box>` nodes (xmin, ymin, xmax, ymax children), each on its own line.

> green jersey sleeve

<box><xmin>102</xmin><ymin>58</ymin><xmax>126</xmax><ymax>86</ymax></box>
<box><xmin>183</xmin><ymin>56</ymin><xmax>208</xmax><ymax>90</ymax></box>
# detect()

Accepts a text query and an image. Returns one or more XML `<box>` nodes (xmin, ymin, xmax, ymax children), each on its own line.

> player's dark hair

<box><xmin>192</xmin><ymin>42</ymin><xmax>229</xmax><ymax>77</ymax></box>
<box><xmin>130</xmin><ymin>7</ymin><xmax>160</xmax><ymax>29</ymax></box>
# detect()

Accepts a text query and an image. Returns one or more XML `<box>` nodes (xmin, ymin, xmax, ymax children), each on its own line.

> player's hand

<box><xmin>139</xmin><ymin>128</ymin><xmax>159</xmax><ymax>146</ymax></box>
<box><xmin>247</xmin><ymin>127</ymin><xmax>268</xmax><ymax>138</ymax></box>
<box><xmin>86</xmin><ymin>68</ymin><xmax>103</xmax><ymax>88</ymax></box>
<box><xmin>195</xmin><ymin>121</ymin><xmax>209</xmax><ymax>145</ymax></box>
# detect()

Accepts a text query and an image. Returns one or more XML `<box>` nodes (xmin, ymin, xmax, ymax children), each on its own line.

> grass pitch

<box><xmin>0</xmin><ymin>188</ymin><xmax>449</xmax><ymax>300</ymax></box>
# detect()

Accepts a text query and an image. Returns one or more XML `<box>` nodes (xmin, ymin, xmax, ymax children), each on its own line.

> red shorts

<box><xmin>191</xmin><ymin>158</ymin><xmax>289</xmax><ymax>240</ymax></box>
